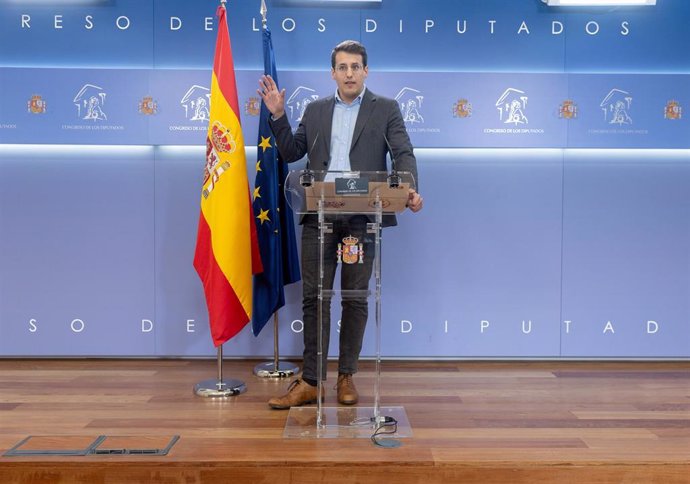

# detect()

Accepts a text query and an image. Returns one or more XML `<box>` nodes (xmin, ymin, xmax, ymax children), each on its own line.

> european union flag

<box><xmin>251</xmin><ymin>25</ymin><xmax>301</xmax><ymax>336</ymax></box>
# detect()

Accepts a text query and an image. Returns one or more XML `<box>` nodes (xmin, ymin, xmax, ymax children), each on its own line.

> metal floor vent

<box><xmin>3</xmin><ymin>435</ymin><xmax>180</xmax><ymax>457</ymax></box>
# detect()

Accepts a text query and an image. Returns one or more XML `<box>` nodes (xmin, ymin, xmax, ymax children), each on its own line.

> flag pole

<box><xmin>250</xmin><ymin>0</ymin><xmax>299</xmax><ymax>379</ymax></box>
<box><xmin>193</xmin><ymin>0</ymin><xmax>254</xmax><ymax>396</ymax></box>
<box><xmin>260</xmin><ymin>0</ymin><xmax>267</xmax><ymax>28</ymax></box>
<box><xmin>194</xmin><ymin>345</ymin><xmax>247</xmax><ymax>397</ymax></box>
<box><xmin>253</xmin><ymin>312</ymin><xmax>300</xmax><ymax>378</ymax></box>
<box><xmin>253</xmin><ymin>0</ymin><xmax>300</xmax><ymax>378</ymax></box>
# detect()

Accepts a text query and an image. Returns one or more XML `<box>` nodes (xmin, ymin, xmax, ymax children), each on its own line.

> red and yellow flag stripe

<box><xmin>193</xmin><ymin>4</ymin><xmax>262</xmax><ymax>347</ymax></box>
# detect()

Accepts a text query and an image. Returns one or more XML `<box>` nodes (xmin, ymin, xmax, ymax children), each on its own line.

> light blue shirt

<box><xmin>325</xmin><ymin>86</ymin><xmax>365</xmax><ymax>181</ymax></box>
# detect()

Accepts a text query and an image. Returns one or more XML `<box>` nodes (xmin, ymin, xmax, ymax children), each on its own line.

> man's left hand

<box><xmin>407</xmin><ymin>189</ymin><xmax>423</xmax><ymax>213</ymax></box>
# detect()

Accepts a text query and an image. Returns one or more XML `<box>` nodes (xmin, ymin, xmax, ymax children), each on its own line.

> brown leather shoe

<box><xmin>268</xmin><ymin>378</ymin><xmax>323</xmax><ymax>410</ymax></box>
<box><xmin>336</xmin><ymin>373</ymin><xmax>358</xmax><ymax>405</ymax></box>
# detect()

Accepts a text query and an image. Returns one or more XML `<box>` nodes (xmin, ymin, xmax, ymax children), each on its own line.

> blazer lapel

<box><xmin>350</xmin><ymin>89</ymin><xmax>376</xmax><ymax>154</ymax></box>
<box><xmin>321</xmin><ymin>96</ymin><xmax>335</xmax><ymax>159</ymax></box>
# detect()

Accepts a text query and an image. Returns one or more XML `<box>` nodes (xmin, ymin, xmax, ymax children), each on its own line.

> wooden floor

<box><xmin>0</xmin><ymin>359</ymin><xmax>688</xmax><ymax>483</ymax></box>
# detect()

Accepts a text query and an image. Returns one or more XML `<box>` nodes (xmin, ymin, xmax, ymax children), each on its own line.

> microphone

<box><xmin>383</xmin><ymin>133</ymin><xmax>400</xmax><ymax>189</ymax></box>
<box><xmin>300</xmin><ymin>131</ymin><xmax>319</xmax><ymax>187</ymax></box>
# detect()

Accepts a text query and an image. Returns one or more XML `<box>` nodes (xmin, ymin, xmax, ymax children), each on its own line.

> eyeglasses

<box><xmin>335</xmin><ymin>63</ymin><xmax>364</xmax><ymax>74</ymax></box>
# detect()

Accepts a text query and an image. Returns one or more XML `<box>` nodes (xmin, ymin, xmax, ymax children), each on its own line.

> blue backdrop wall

<box><xmin>0</xmin><ymin>0</ymin><xmax>688</xmax><ymax>358</ymax></box>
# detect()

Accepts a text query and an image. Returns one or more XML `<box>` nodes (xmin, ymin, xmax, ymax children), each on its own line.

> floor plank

<box><xmin>0</xmin><ymin>359</ymin><xmax>688</xmax><ymax>483</ymax></box>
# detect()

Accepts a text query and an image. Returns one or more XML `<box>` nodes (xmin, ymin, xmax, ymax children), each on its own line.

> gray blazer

<box><xmin>269</xmin><ymin>88</ymin><xmax>418</xmax><ymax>227</ymax></box>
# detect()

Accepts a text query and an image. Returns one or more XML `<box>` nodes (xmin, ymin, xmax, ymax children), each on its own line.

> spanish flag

<box><xmin>193</xmin><ymin>3</ymin><xmax>262</xmax><ymax>347</ymax></box>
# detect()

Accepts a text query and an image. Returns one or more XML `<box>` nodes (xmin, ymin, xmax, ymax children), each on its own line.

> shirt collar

<box><xmin>335</xmin><ymin>85</ymin><xmax>366</xmax><ymax>106</ymax></box>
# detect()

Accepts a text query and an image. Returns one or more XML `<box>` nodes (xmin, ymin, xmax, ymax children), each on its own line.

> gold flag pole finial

<box><xmin>260</xmin><ymin>0</ymin><xmax>267</xmax><ymax>28</ymax></box>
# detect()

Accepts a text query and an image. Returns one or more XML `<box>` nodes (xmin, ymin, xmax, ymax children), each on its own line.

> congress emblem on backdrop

<box><xmin>73</xmin><ymin>84</ymin><xmax>107</xmax><ymax>121</ymax></box>
<box><xmin>27</xmin><ymin>94</ymin><xmax>47</xmax><ymax>114</ymax></box>
<box><xmin>664</xmin><ymin>100</ymin><xmax>682</xmax><ymax>120</ymax></box>
<box><xmin>180</xmin><ymin>85</ymin><xmax>210</xmax><ymax>122</ymax></box>
<box><xmin>286</xmin><ymin>86</ymin><xmax>318</xmax><ymax>123</ymax></box>
<box><xmin>559</xmin><ymin>100</ymin><xmax>577</xmax><ymax>119</ymax></box>
<box><xmin>245</xmin><ymin>97</ymin><xmax>260</xmax><ymax>116</ymax></box>
<box><xmin>138</xmin><ymin>96</ymin><xmax>158</xmax><ymax>116</ymax></box>
<box><xmin>395</xmin><ymin>87</ymin><xmax>425</xmax><ymax>124</ymax></box>
<box><xmin>453</xmin><ymin>98</ymin><xmax>472</xmax><ymax>118</ymax></box>
<box><xmin>600</xmin><ymin>89</ymin><xmax>633</xmax><ymax>125</ymax></box>
<box><xmin>496</xmin><ymin>88</ymin><xmax>528</xmax><ymax>125</ymax></box>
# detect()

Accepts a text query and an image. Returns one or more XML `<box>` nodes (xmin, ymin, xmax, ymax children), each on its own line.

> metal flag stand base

<box><xmin>253</xmin><ymin>313</ymin><xmax>300</xmax><ymax>378</ymax></box>
<box><xmin>194</xmin><ymin>345</ymin><xmax>246</xmax><ymax>397</ymax></box>
<box><xmin>253</xmin><ymin>361</ymin><xmax>299</xmax><ymax>378</ymax></box>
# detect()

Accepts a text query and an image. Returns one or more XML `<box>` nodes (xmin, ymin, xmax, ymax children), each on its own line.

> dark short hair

<box><xmin>331</xmin><ymin>40</ymin><xmax>368</xmax><ymax>68</ymax></box>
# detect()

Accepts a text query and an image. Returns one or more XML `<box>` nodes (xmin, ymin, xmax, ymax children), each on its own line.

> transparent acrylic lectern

<box><xmin>282</xmin><ymin>170</ymin><xmax>415</xmax><ymax>439</ymax></box>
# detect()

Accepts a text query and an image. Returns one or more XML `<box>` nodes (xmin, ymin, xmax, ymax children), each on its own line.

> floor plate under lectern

<box><xmin>283</xmin><ymin>406</ymin><xmax>412</xmax><ymax>439</ymax></box>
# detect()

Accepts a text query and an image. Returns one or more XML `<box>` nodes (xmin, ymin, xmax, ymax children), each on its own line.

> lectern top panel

<box><xmin>285</xmin><ymin>170</ymin><xmax>416</xmax><ymax>215</ymax></box>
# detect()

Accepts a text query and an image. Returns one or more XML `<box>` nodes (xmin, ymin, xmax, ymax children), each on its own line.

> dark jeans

<box><xmin>300</xmin><ymin>215</ymin><xmax>375</xmax><ymax>381</ymax></box>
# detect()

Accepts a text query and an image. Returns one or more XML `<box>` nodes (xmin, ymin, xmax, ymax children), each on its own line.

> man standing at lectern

<box><xmin>258</xmin><ymin>40</ymin><xmax>423</xmax><ymax>409</ymax></box>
